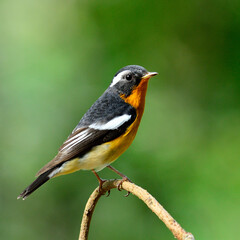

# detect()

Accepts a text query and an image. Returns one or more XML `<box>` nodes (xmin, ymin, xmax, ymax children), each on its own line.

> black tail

<box><xmin>17</xmin><ymin>169</ymin><xmax>53</xmax><ymax>200</ymax></box>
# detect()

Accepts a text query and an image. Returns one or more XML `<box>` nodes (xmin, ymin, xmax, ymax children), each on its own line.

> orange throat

<box><xmin>121</xmin><ymin>78</ymin><xmax>150</xmax><ymax>118</ymax></box>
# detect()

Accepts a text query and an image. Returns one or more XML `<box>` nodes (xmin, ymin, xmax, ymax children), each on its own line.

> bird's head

<box><xmin>110</xmin><ymin>65</ymin><xmax>158</xmax><ymax>97</ymax></box>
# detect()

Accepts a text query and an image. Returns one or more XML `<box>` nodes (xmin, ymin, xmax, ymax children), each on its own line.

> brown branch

<box><xmin>79</xmin><ymin>180</ymin><xmax>195</xmax><ymax>240</ymax></box>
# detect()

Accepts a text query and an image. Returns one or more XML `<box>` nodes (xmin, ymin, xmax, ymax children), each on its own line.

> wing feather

<box><xmin>36</xmin><ymin>127</ymin><xmax>107</xmax><ymax>176</ymax></box>
<box><xmin>36</xmin><ymin>113</ymin><xmax>135</xmax><ymax>177</ymax></box>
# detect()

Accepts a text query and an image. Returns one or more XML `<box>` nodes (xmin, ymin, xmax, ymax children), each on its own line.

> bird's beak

<box><xmin>142</xmin><ymin>72</ymin><xmax>158</xmax><ymax>80</ymax></box>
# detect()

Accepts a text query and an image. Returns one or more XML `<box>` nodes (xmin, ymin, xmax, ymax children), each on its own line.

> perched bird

<box><xmin>18</xmin><ymin>65</ymin><xmax>157</xmax><ymax>200</ymax></box>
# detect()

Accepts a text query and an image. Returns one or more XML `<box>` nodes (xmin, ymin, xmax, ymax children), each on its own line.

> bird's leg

<box><xmin>91</xmin><ymin>169</ymin><xmax>110</xmax><ymax>196</ymax></box>
<box><xmin>107</xmin><ymin>165</ymin><xmax>131</xmax><ymax>196</ymax></box>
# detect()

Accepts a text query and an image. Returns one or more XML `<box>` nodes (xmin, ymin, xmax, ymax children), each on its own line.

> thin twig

<box><xmin>79</xmin><ymin>179</ymin><xmax>195</xmax><ymax>240</ymax></box>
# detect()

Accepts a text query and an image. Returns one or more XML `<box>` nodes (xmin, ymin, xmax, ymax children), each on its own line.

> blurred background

<box><xmin>0</xmin><ymin>0</ymin><xmax>239</xmax><ymax>239</ymax></box>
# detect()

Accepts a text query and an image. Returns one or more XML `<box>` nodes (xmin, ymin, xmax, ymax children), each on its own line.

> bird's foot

<box><xmin>117</xmin><ymin>176</ymin><xmax>132</xmax><ymax>197</ymax></box>
<box><xmin>98</xmin><ymin>178</ymin><xmax>107</xmax><ymax>193</ymax></box>
<box><xmin>107</xmin><ymin>165</ymin><xmax>132</xmax><ymax>197</ymax></box>
<box><xmin>92</xmin><ymin>169</ymin><xmax>108</xmax><ymax>195</ymax></box>
<box><xmin>98</xmin><ymin>179</ymin><xmax>111</xmax><ymax>197</ymax></box>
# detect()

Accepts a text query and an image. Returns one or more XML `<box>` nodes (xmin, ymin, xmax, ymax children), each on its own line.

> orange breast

<box><xmin>105</xmin><ymin>78</ymin><xmax>150</xmax><ymax>162</ymax></box>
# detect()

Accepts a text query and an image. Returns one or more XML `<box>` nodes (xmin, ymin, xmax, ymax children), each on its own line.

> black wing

<box><xmin>36</xmin><ymin>106</ymin><xmax>136</xmax><ymax>176</ymax></box>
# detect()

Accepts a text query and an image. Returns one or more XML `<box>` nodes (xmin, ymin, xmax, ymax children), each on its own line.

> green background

<box><xmin>1</xmin><ymin>1</ymin><xmax>239</xmax><ymax>239</ymax></box>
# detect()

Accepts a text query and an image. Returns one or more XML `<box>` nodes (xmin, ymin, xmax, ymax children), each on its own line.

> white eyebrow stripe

<box><xmin>89</xmin><ymin>114</ymin><xmax>131</xmax><ymax>130</ymax></box>
<box><xmin>110</xmin><ymin>70</ymin><xmax>131</xmax><ymax>87</ymax></box>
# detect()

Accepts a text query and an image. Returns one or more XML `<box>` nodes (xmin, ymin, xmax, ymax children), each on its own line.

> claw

<box><xmin>98</xmin><ymin>179</ymin><xmax>107</xmax><ymax>193</ymax></box>
<box><xmin>106</xmin><ymin>190</ymin><xmax>111</xmax><ymax>197</ymax></box>
<box><xmin>117</xmin><ymin>176</ymin><xmax>131</xmax><ymax>197</ymax></box>
<box><xmin>124</xmin><ymin>191</ymin><xmax>130</xmax><ymax>197</ymax></box>
<box><xmin>117</xmin><ymin>182</ymin><xmax>122</xmax><ymax>191</ymax></box>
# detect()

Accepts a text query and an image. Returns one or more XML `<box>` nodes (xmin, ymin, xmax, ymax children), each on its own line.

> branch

<box><xmin>79</xmin><ymin>180</ymin><xmax>195</xmax><ymax>240</ymax></box>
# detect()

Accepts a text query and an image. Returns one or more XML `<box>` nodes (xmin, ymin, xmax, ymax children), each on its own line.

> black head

<box><xmin>110</xmin><ymin>65</ymin><xmax>157</xmax><ymax>96</ymax></box>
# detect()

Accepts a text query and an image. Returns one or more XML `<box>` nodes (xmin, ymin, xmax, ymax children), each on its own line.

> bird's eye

<box><xmin>126</xmin><ymin>74</ymin><xmax>132</xmax><ymax>81</ymax></box>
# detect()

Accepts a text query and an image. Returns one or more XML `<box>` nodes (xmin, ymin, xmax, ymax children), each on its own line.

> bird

<box><xmin>17</xmin><ymin>65</ymin><xmax>158</xmax><ymax>200</ymax></box>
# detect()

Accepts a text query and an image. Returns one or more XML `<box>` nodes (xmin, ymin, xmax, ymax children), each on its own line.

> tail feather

<box><xmin>17</xmin><ymin>168</ymin><xmax>53</xmax><ymax>200</ymax></box>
